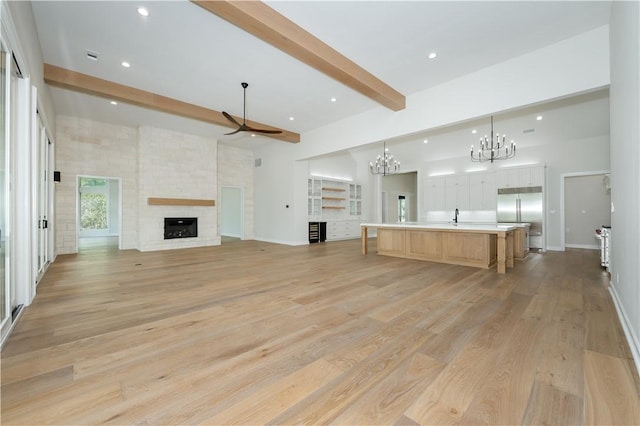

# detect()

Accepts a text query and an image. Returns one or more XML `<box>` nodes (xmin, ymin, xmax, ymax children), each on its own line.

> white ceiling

<box><xmin>31</xmin><ymin>1</ymin><xmax>612</xmax><ymax>151</ymax></box>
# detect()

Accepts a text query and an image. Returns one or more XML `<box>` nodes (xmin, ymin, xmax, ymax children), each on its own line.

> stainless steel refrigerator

<box><xmin>497</xmin><ymin>186</ymin><xmax>544</xmax><ymax>249</ymax></box>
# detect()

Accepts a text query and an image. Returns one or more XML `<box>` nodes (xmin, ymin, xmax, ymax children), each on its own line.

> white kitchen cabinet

<box><xmin>308</xmin><ymin>178</ymin><xmax>322</xmax><ymax>219</ymax></box>
<box><xmin>527</xmin><ymin>165</ymin><xmax>545</xmax><ymax>187</ymax></box>
<box><xmin>445</xmin><ymin>175</ymin><xmax>469</xmax><ymax>211</ymax></box>
<box><xmin>517</xmin><ymin>165</ymin><xmax>544</xmax><ymax>187</ymax></box>
<box><xmin>469</xmin><ymin>172</ymin><xmax>497</xmax><ymax>210</ymax></box>
<box><xmin>496</xmin><ymin>168</ymin><xmax>519</xmax><ymax>188</ymax></box>
<box><xmin>497</xmin><ymin>165</ymin><xmax>545</xmax><ymax>189</ymax></box>
<box><xmin>423</xmin><ymin>177</ymin><xmax>445</xmax><ymax>211</ymax></box>
<box><xmin>349</xmin><ymin>183</ymin><xmax>362</xmax><ymax>217</ymax></box>
<box><xmin>326</xmin><ymin>220</ymin><xmax>361</xmax><ymax>241</ymax></box>
<box><xmin>308</xmin><ymin>177</ymin><xmax>364</xmax><ymax>227</ymax></box>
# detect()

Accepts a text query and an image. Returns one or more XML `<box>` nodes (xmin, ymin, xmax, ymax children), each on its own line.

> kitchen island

<box><xmin>361</xmin><ymin>222</ymin><xmax>515</xmax><ymax>274</ymax></box>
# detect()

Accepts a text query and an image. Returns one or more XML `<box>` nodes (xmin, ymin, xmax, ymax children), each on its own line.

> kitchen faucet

<box><xmin>453</xmin><ymin>208</ymin><xmax>459</xmax><ymax>224</ymax></box>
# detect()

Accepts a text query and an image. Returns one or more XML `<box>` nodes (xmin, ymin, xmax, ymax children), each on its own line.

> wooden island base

<box><xmin>361</xmin><ymin>223</ymin><xmax>514</xmax><ymax>274</ymax></box>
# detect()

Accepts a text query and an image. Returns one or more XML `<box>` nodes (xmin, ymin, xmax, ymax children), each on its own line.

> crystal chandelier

<box><xmin>369</xmin><ymin>141</ymin><xmax>400</xmax><ymax>175</ymax></box>
<box><xmin>470</xmin><ymin>116</ymin><xmax>516</xmax><ymax>163</ymax></box>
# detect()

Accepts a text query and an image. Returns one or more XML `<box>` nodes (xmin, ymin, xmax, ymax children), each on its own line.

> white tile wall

<box><xmin>55</xmin><ymin>116</ymin><xmax>139</xmax><ymax>254</ymax></box>
<box><xmin>138</xmin><ymin>126</ymin><xmax>219</xmax><ymax>251</ymax></box>
<box><xmin>55</xmin><ymin>117</ymin><xmax>221</xmax><ymax>254</ymax></box>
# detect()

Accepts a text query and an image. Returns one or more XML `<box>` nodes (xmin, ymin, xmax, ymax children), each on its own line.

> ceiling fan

<box><xmin>222</xmin><ymin>82</ymin><xmax>283</xmax><ymax>136</ymax></box>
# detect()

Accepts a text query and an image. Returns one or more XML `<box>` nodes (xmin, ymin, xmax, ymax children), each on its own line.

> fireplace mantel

<box><xmin>147</xmin><ymin>197</ymin><xmax>215</xmax><ymax>207</ymax></box>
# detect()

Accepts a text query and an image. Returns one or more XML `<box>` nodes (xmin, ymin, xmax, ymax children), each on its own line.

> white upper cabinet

<box><xmin>308</xmin><ymin>178</ymin><xmax>322</xmax><ymax>218</ymax></box>
<box><xmin>348</xmin><ymin>183</ymin><xmax>362</xmax><ymax>217</ymax></box>
<box><xmin>495</xmin><ymin>168</ymin><xmax>519</xmax><ymax>188</ymax></box>
<box><xmin>527</xmin><ymin>165</ymin><xmax>545</xmax><ymax>187</ymax></box>
<box><xmin>496</xmin><ymin>165</ymin><xmax>545</xmax><ymax>189</ymax></box>
<box><xmin>445</xmin><ymin>175</ymin><xmax>470</xmax><ymax>210</ymax></box>
<box><xmin>423</xmin><ymin>177</ymin><xmax>445</xmax><ymax>211</ymax></box>
<box><xmin>469</xmin><ymin>172</ymin><xmax>497</xmax><ymax>210</ymax></box>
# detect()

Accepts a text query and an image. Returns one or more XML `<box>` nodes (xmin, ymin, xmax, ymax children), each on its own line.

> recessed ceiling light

<box><xmin>121</xmin><ymin>61</ymin><xmax>131</xmax><ymax>68</ymax></box>
<box><xmin>289</xmin><ymin>116</ymin><xmax>294</xmax><ymax>121</ymax></box>
<box><xmin>472</xmin><ymin>129</ymin><xmax>477</xmax><ymax>134</ymax></box>
<box><xmin>331</xmin><ymin>97</ymin><xmax>337</xmax><ymax>102</ymax></box>
<box><xmin>423</xmin><ymin>139</ymin><xmax>428</xmax><ymax>144</ymax></box>
<box><xmin>137</xmin><ymin>7</ymin><xmax>149</xmax><ymax>17</ymax></box>
<box><xmin>251</xmin><ymin>134</ymin><xmax>256</xmax><ymax>137</ymax></box>
<box><xmin>536</xmin><ymin>115</ymin><xmax>543</xmax><ymax>121</ymax></box>
<box><xmin>110</xmin><ymin>101</ymin><xmax>118</xmax><ymax>105</ymax></box>
<box><xmin>428</xmin><ymin>52</ymin><xmax>437</xmax><ymax>59</ymax></box>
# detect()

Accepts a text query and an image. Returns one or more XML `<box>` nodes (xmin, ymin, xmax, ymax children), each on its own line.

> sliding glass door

<box><xmin>0</xmin><ymin>44</ymin><xmax>11</xmax><ymax>340</ymax></box>
<box><xmin>36</xmin><ymin>114</ymin><xmax>50</xmax><ymax>279</ymax></box>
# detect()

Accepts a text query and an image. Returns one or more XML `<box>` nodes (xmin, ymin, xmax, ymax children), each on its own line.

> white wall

<box><xmin>254</xmin><ymin>26</ymin><xmax>611</xmax><ymax>246</ymax></box>
<box><xmin>609</xmin><ymin>1</ymin><xmax>640</xmax><ymax>374</ymax></box>
<box><xmin>253</xmin><ymin>143</ymin><xmax>308</xmax><ymax>245</ymax></box>
<box><xmin>295</xmin><ymin>26</ymin><xmax>610</xmax><ymax>160</ymax></box>
<box><xmin>543</xmin><ymin>136</ymin><xmax>610</xmax><ymax>250</ymax></box>
<box><xmin>4</xmin><ymin>1</ymin><xmax>55</xmax><ymax>134</ymax></box>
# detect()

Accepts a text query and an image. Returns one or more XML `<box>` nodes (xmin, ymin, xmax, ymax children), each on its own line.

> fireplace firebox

<box><xmin>164</xmin><ymin>217</ymin><xmax>198</xmax><ymax>239</ymax></box>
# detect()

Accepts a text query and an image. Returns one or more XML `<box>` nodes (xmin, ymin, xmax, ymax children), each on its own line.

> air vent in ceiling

<box><xmin>523</xmin><ymin>128</ymin><xmax>535</xmax><ymax>134</ymax></box>
<box><xmin>86</xmin><ymin>50</ymin><xmax>99</xmax><ymax>61</ymax></box>
<box><xmin>255</xmin><ymin>158</ymin><xmax>262</xmax><ymax>168</ymax></box>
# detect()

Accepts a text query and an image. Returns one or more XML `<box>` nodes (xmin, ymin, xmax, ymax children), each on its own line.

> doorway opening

<box><xmin>220</xmin><ymin>186</ymin><xmax>244</xmax><ymax>242</ymax></box>
<box><xmin>561</xmin><ymin>171</ymin><xmax>611</xmax><ymax>250</ymax></box>
<box><xmin>381</xmin><ymin>171</ymin><xmax>417</xmax><ymax>223</ymax></box>
<box><xmin>77</xmin><ymin>176</ymin><xmax>121</xmax><ymax>252</ymax></box>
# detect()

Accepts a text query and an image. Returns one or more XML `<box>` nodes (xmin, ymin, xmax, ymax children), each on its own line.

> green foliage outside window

<box><xmin>80</xmin><ymin>177</ymin><xmax>107</xmax><ymax>188</ymax></box>
<box><xmin>80</xmin><ymin>193</ymin><xmax>107</xmax><ymax>230</ymax></box>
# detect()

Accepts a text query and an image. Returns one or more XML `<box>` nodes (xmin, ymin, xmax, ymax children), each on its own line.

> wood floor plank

<box><xmin>403</xmin><ymin>292</ymin><xmax>533</xmax><ymax>425</ymax></box>
<box><xmin>1</xmin><ymin>242</ymin><xmax>638</xmax><ymax>425</ymax></box>
<box><xmin>535</xmin><ymin>285</ymin><xmax>585</xmax><ymax>396</ymax></box>
<box><xmin>330</xmin><ymin>352</ymin><xmax>445</xmax><ymax>425</ymax></box>
<box><xmin>460</xmin><ymin>317</ymin><xmax>546</xmax><ymax>425</ymax></box>
<box><xmin>268</xmin><ymin>326</ymin><xmax>434</xmax><ymax>425</ymax></box>
<box><xmin>420</xmin><ymin>294</ymin><xmax>503</xmax><ymax>363</ymax></box>
<box><xmin>204</xmin><ymin>358</ymin><xmax>344</xmax><ymax>425</ymax></box>
<box><xmin>522</xmin><ymin>380</ymin><xmax>583</xmax><ymax>425</ymax></box>
<box><xmin>584</xmin><ymin>349</ymin><xmax>640</xmax><ymax>425</ymax></box>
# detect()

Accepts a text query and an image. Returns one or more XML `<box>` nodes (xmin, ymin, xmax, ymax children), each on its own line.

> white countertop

<box><xmin>361</xmin><ymin>222</ymin><xmax>516</xmax><ymax>232</ymax></box>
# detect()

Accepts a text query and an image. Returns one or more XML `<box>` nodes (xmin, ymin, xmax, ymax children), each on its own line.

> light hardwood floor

<box><xmin>1</xmin><ymin>239</ymin><xmax>639</xmax><ymax>425</ymax></box>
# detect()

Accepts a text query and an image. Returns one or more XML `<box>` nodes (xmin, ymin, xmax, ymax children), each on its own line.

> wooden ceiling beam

<box><xmin>43</xmin><ymin>64</ymin><xmax>300</xmax><ymax>143</ymax></box>
<box><xmin>192</xmin><ymin>0</ymin><xmax>406</xmax><ymax>112</ymax></box>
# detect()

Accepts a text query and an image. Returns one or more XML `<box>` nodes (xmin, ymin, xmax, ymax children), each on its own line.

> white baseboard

<box><xmin>609</xmin><ymin>282</ymin><xmax>640</xmax><ymax>378</ymax></box>
<box><xmin>546</xmin><ymin>245</ymin><xmax>564</xmax><ymax>251</ymax></box>
<box><xmin>565</xmin><ymin>243</ymin><xmax>599</xmax><ymax>250</ymax></box>
<box><xmin>253</xmin><ymin>237</ymin><xmax>309</xmax><ymax>246</ymax></box>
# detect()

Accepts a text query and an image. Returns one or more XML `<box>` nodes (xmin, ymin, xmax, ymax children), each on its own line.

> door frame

<box><xmin>560</xmin><ymin>169</ymin><xmax>610</xmax><ymax>251</ymax></box>
<box><xmin>220</xmin><ymin>185</ymin><xmax>244</xmax><ymax>240</ymax></box>
<box><xmin>76</xmin><ymin>175</ymin><xmax>122</xmax><ymax>250</ymax></box>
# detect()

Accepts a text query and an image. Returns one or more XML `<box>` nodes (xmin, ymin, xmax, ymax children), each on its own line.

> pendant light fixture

<box><xmin>369</xmin><ymin>141</ymin><xmax>400</xmax><ymax>175</ymax></box>
<box><xmin>470</xmin><ymin>116</ymin><xmax>516</xmax><ymax>163</ymax></box>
